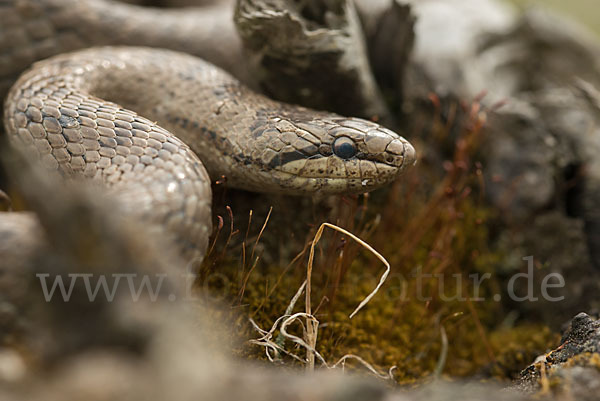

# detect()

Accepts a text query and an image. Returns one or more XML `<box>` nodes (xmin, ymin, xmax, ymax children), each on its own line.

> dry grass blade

<box><xmin>248</xmin><ymin>316</ymin><xmax>307</xmax><ymax>363</ymax></box>
<box><xmin>280</xmin><ymin>312</ymin><xmax>328</xmax><ymax>367</ymax></box>
<box><xmin>206</xmin><ymin>215</ymin><xmax>223</xmax><ymax>259</ymax></box>
<box><xmin>249</xmin><ymin>280</ymin><xmax>307</xmax><ymax>362</ymax></box>
<box><xmin>303</xmin><ymin>222</ymin><xmax>391</xmax><ymax>371</ymax></box>
<box><xmin>251</xmin><ymin>223</ymin><xmax>393</xmax><ymax>374</ymax></box>
<box><xmin>252</xmin><ymin>243</ymin><xmax>310</xmax><ymax>316</ymax></box>
<box><xmin>237</xmin><ymin>255</ymin><xmax>261</xmax><ymax>304</ymax></box>
<box><xmin>434</xmin><ymin>325</ymin><xmax>448</xmax><ymax>378</ymax></box>
<box><xmin>306</xmin><ymin>222</ymin><xmax>391</xmax><ymax>320</ymax></box>
<box><xmin>250</xmin><ymin>206</ymin><xmax>272</xmax><ymax>265</ymax></box>
<box><xmin>286</xmin><ymin>280</ymin><xmax>307</xmax><ymax>316</ymax></box>
<box><xmin>237</xmin><ymin>207</ymin><xmax>271</xmax><ymax>304</ymax></box>
<box><xmin>333</xmin><ymin>355</ymin><xmax>395</xmax><ymax>380</ymax></box>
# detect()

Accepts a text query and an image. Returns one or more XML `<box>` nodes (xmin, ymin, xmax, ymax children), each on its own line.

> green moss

<box><xmin>561</xmin><ymin>352</ymin><xmax>600</xmax><ymax>370</ymax></box>
<box><xmin>197</xmin><ymin>194</ymin><xmax>556</xmax><ymax>382</ymax></box>
<box><xmin>488</xmin><ymin>325</ymin><xmax>559</xmax><ymax>379</ymax></box>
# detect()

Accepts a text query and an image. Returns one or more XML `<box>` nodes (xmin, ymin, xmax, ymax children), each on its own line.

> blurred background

<box><xmin>507</xmin><ymin>0</ymin><xmax>600</xmax><ymax>36</ymax></box>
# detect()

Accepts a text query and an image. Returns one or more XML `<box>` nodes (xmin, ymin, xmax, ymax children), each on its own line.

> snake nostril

<box><xmin>319</xmin><ymin>144</ymin><xmax>333</xmax><ymax>156</ymax></box>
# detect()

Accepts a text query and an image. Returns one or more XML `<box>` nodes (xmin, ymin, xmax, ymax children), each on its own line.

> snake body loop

<box><xmin>3</xmin><ymin>46</ymin><xmax>416</xmax><ymax>260</ymax></box>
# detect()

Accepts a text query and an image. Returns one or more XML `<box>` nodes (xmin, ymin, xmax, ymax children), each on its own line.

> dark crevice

<box><xmin>563</xmin><ymin>163</ymin><xmax>584</xmax><ymax>218</ymax></box>
<box><xmin>292</xmin><ymin>0</ymin><xmax>344</xmax><ymax>27</ymax></box>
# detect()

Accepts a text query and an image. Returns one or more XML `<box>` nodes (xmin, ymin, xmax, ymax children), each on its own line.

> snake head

<box><xmin>253</xmin><ymin>114</ymin><xmax>416</xmax><ymax>195</ymax></box>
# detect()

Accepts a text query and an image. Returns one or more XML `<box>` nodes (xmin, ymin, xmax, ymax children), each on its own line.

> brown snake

<box><xmin>1</xmin><ymin>2</ymin><xmax>416</xmax><ymax>262</ymax></box>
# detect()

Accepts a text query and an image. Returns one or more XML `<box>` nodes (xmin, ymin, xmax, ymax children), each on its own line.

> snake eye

<box><xmin>332</xmin><ymin>136</ymin><xmax>357</xmax><ymax>159</ymax></box>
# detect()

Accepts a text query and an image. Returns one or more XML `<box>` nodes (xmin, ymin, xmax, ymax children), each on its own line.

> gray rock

<box><xmin>516</xmin><ymin>313</ymin><xmax>600</xmax><ymax>399</ymax></box>
<box><xmin>235</xmin><ymin>0</ymin><xmax>394</xmax><ymax>123</ymax></box>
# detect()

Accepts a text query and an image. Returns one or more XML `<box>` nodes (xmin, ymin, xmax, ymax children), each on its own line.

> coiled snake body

<box><xmin>1</xmin><ymin>3</ymin><xmax>416</xmax><ymax>261</ymax></box>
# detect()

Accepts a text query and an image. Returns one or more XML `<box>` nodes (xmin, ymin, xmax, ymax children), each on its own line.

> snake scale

<box><xmin>1</xmin><ymin>1</ymin><xmax>416</xmax><ymax>262</ymax></box>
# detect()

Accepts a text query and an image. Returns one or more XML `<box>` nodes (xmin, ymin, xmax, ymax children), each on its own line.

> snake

<box><xmin>1</xmin><ymin>1</ymin><xmax>416</xmax><ymax>262</ymax></box>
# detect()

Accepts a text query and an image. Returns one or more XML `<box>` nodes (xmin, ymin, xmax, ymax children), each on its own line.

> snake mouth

<box><xmin>265</xmin><ymin>171</ymin><xmax>404</xmax><ymax>195</ymax></box>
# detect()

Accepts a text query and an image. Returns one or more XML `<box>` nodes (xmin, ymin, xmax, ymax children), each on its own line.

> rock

<box><xmin>235</xmin><ymin>0</ymin><xmax>398</xmax><ymax>124</ymax></box>
<box><xmin>402</xmin><ymin>0</ymin><xmax>517</xmax><ymax>102</ymax></box>
<box><xmin>516</xmin><ymin>313</ymin><xmax>600</xmax><ymax>399</ymax></box>
<box><xmin>495</xmin><ymin>212</ymin><xmax>599</xmax><ymax>327</ymax></box>
<box><xmin>356</xmin><ymin>0</ymin><xmax>415</xmax><ymax>105</ymax></box>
